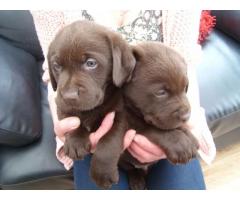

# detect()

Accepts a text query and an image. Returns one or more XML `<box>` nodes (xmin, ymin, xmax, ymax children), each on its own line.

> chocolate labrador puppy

<box><xmin>47</xmin><ymin>20</ymin><xmax>136</xmax><ymax>189</ymax></box>
<box><xmin>119</xmin><ymin>42</ymin><xmax>199</xmax><ymax>189</ymax></box>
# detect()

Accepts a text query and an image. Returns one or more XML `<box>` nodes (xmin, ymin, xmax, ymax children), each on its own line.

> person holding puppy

<box><xmin>32</xmin><ymin>10</ymin><xmax>216</xmax><ymax>189</ymax></box>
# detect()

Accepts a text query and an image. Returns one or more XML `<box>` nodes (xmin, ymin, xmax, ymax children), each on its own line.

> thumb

<box><xmin>54</xmin><ymin>117</ymin><xmax>80</xmax><ymax>137</ymax></box>
<box><xmin>89</xmin><ymin>111</ymin><xmax>115</xmax><ymax>151</ymax></box>
<box><xmin>123</xmin><ymin>129</ymin><xmax>136</xmax><ymax>150</ymax></box>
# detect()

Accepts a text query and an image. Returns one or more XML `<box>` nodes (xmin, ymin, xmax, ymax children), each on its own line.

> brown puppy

<box><xmin>47</xmin><ymin>20</ymin><xmax>135</xmax><ymax>189</ymax></box>
<box><xmin>120</xmin><ymin>42</ymin><xmax>199</xmax><ymax>189</ymax></box>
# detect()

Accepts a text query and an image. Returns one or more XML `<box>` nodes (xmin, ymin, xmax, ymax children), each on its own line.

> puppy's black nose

<box><xmin>61</xmin><ymin>88</ymin><xmax>80</xmax><ymax>100</ymax></box>
<box><xmin>180</xmin><ymin>112</ymin><xmax>190</xmax><ymax>122</ymax></box>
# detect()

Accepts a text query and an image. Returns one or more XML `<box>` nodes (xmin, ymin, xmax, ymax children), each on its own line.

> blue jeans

<box><xmin>73</xmin><ymin>155</ymin><xmax>206</xmax><ymax>190</ymax></box>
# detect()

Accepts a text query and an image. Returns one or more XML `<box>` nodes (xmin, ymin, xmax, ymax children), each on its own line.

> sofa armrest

<box><xmin>0</xmin><ymin>81</ymin><xmax>73</xmax><ymax>189</ymax></box>
<box><xmin>0</xmin><ymin>38</ymin><xmax>42</xmax><ymax>146</ymax></box>
<box><xmin>212</xmin><ymin>10</ymin><xmax>240</xmax><ymax>43</ymax></box>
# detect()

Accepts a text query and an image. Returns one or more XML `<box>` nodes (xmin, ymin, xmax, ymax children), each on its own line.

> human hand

<box><xmin>125</xmin><ymin>107</ymin><xmax>216</xmax><ymax>165</ymax></box>
<box><xmin>124</xmin><ymin>107</ymin><xmax>217</xmax><ymax>164</ymax></box>
<box><xmin>89</xmin><ymin>114</ymin><xmax>166</xmax><ymax>164</ymax></box>
<box><xmin>90</xmin><ymin>118</ymin><xmax>167</xmax><ymax>163</ymax></box>
<box><xmin>125</xmin><ymin>134</ymin><xmax>167</xmax><ymax>163</ymax></box>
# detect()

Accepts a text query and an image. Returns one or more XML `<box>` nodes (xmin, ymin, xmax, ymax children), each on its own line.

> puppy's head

<box><xmin>125</xmin><ymin>42</ymin><xmax>190</xmax><ymax>130</ymax></box>
<box><xmin>48</xmin><ymin>20</ymin><xmax>135</xmax><ymax>112</ymax></box>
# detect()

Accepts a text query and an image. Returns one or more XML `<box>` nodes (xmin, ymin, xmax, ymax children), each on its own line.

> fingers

<box><xmin>133</xmin><ymin>134</ymin><xmax>166</xmax><ymax>157</ymax></box>
<box><xmin>128</xmin><ymin>143</ymin><xmax>164</xmax><ymax>163</ymax></box>
<box><xmin>123</xmin><ymin>129</ymin><xmax>136</xmax><ymax>150</ymax></box>
<box><xmin>127</xmin><ymin>134</ymin><xmax>166</xmax><ymax>163</ymax></box>
<box><xmin>89</xmin><ymin>112</ymin><xmax>115</xmax><ymax>152</ymax></box>
<box><xmin>54</xmin><ymin>117</ymin><xmax>81</xmax><ymax>138</ymax></box>
<box><xmin>95</xmin><ymin>112</ymin><xmax>115</xmax><ymax>136</ymax></box>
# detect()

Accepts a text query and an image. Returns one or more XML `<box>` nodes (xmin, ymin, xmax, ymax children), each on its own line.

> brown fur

<box><xmin>120</xmin><ymin>42</ymin><xmax>199</xmax><ymax>189</ymax></box>
<box><xmin>48</xmin><ymin>21</ymin><xmax>198</xmax><ymax>190</ymax></box>
<box><xmin>47</xmin><ymin>20</ymin><xmax>135</xmax><ymax>189</ymax></box>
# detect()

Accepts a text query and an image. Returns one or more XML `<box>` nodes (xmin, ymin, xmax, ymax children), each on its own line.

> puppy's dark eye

<box><xmin>155</xmin><ymin>89</ymin><xmax>168</xmax><ymax>98</ymax></box>
<box><xmin>84</xmin><ymin>58</ymin><xmax>97</xmax><ymax>69</ymax></box>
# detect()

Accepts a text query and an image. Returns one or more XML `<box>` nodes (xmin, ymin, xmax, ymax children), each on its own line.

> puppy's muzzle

<box><xmin>61</xmin><ymin>86</ymin><xmax>86</xmax><ymax>101</ymax></box>
<box><xmin>174</xmin><ymin>108</ymin><xmax>191</xmax><ymax>123</ymax></box>
<box><xmin>58</xmin><ymin>81</ymin><xmax>104</xmax><ymax>111</ymax></box>
<box><xmin>179</xmin><ymin>112</ymin><xmax>190</xmax><ymax>123</ymax></box>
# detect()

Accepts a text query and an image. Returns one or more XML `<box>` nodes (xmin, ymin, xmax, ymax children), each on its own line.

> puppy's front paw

<box><xmin>166</xmin><ymin>130</ymin><xmax>198</xmax><ymax>164</ymax></box>
<box><xmin>90</xmin><ymin>159</ymin><xmax>119</xmax><ymax>189</ymax></box>
<box><xmin>91</xmin><ymin>167</ymin><xmax>119</xmax><ymax>189</ymax></box>
<box><xmin>64</xmin><ymin>136</ymin><xmax>91</xmax><ymax>160</ymax></box>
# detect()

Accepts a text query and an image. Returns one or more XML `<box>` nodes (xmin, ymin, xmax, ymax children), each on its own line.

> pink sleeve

<box><xmin>162</xmin><ymin>10</ymin><xmax>202</xmax><ymax>66</ymax></box>
<box><xmin>31</xmin><ymin>10</ymin><xmax>84</xmax><ymax>69</ymax></box>
<box><xmin>31</xmin><ymin>11</ymin><xmax>65</xmax><ymax>69</ymax></box>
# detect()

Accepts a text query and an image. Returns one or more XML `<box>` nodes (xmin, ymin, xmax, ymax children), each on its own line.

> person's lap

<box><xmin>73</xmin><ymin>155</ymin><xmax>206</xmax><ymax>190</ymax></box>
<box><xmin>74</xmin><ymin>155</ymin><xmax>129</xmax><ymax>190</ymax></box>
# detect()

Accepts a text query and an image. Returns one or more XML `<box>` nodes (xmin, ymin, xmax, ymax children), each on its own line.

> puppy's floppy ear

<box><xmin>108</xmin><ymin>33</ymin><xmax>136</xmax><ymax>87</ymax></box>
<box><xmin>47</xmin><ymin>50</ymin><xmax>58</xmax><ymax>91</ymax></box>
<box><xmin>131</xmin><ymin>44</ymin><xmax>145</xmax><ymax>62</ymax></box>
<box><xmin>48</xmin><ymin>63</ymin><xmax>58</xmax><ymax>91</ymax></box>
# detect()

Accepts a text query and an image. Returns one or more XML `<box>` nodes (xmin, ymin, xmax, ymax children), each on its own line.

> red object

<box><xmin>198</xmin><ymin>10</ymin><xmax>216</xmax><ymax>44</ymax></box>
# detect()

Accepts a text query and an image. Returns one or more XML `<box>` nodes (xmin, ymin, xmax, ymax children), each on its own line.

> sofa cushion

<box><xmin>196</xmin><ymin>29</ymin><xmax>240</xmax><ymax>139</ymax></box>
<box><xmin>0</xmin><ymin>10</ymin><xmax>43</xmax><ymax>61</ymax></box>
<box><xmin>0</xmin><ymin>81</ymin><xmax>73</xmax><ymax>189</ymax></box>
<box><xmin>212</xmin><ymin>10</ymin><xmax>240</xmax><ymax>43</ymax></box>
<box><xmin>0</xmin><ymin>38</ymin><xmax>42</xmax><ymax>146</ymax></box>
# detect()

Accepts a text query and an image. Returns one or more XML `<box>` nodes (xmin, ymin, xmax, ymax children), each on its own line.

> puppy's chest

<box><xmin>126</xmin><ymin>109</ymin><xmax>149</xmax><ymax>133</ymax></box>
<box><xmin>80</xmin><ymin>111</ymin><xmax>104</xmax><ymax>132</ymax></box>
<box><xmin>57</xmin><ymin>107</ymin><xmax>103</xmax><ymax>132</ymax></box>
<box><xmin>80</xmin><ymin>92</ymin><xmax>124</xmax><ymax>132</ymax></box>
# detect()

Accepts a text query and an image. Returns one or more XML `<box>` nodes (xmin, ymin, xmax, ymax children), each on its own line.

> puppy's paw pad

<box><xmin>64</xmin><ymin>139</ymin><xmax>90</xmax><ymax>160</ymax></box>
<box><xmin>166</xmin><ymin>140</ymin><xmax>198</xmax><ymax>164</ymax></box>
